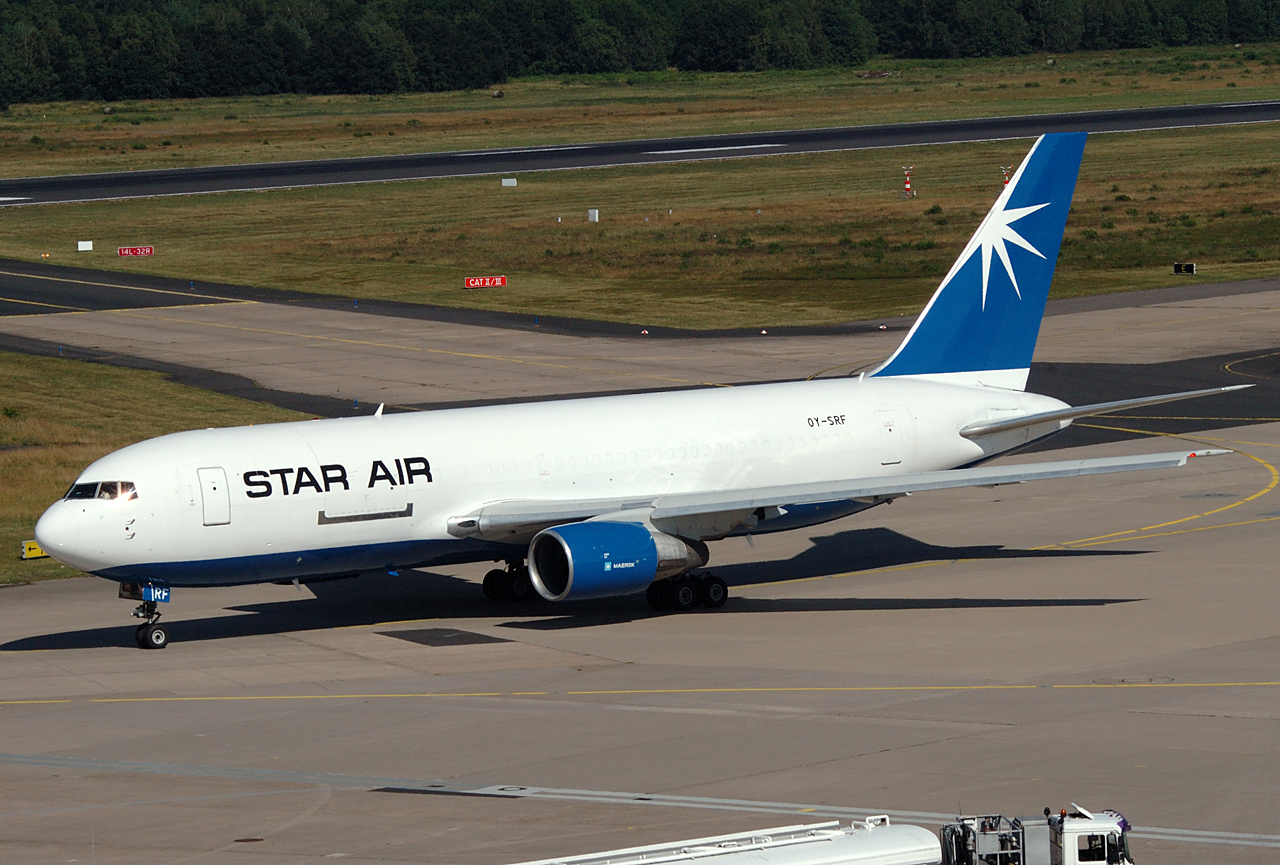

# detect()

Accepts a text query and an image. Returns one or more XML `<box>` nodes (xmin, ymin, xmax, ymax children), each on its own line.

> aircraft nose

<box><xmin>34</xmin><ymin>503</ymin><xmax>78</xmax><ymax>560</ymax></box>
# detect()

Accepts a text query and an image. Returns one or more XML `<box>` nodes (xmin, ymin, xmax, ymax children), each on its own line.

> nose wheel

<box><xmin>130</xmin><ymin>599</ymin><xmax>168</xmax><ymax>649</ymax></box>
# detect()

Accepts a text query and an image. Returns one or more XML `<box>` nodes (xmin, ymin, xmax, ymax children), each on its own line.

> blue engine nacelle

<box><xmin>528</xmin><ymin>521</ymin><xmax>707</xmax><ymax>601</ymax></box>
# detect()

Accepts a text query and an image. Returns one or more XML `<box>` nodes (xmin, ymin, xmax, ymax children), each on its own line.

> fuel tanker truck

<box><xmin>511</xmin><ymin>804</ymin><xmax>1134</xmax><ymax>865</ymax></box>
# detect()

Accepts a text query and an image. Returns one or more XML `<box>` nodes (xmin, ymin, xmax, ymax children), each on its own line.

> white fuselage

<box><xmin>34</xmin><ymin>376</ymin><xmax>1066</xmax><ymax>586</ymax></box>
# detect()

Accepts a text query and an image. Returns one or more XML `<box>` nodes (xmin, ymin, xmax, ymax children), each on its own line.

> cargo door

<box><xmin>875</xmin><ymin>409</ymin><xmax>902</xmax><ymax>465</ymax></box>
<box><xmin>197</xmin><ymin>467</ymin><xmax>231</xmax><ymax>526</ymax></box>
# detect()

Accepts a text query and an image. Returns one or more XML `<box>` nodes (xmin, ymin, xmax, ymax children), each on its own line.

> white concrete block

<box><xmin>588</xmin><ymin>209</ymin><xmax>599</xmax><ymax>223</ymax></box>
<box><xmin>77</xmin><ymin>240</ymin><xmax>93</xmax><ymax>251</ymax></box>
<box><xmin>501</xmin><ymin>178</ymin><xmax>517</xmax><ymax>187</ymax></box>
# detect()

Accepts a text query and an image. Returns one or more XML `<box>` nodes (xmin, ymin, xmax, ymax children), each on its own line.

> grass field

<box><xmin>1</xmin><ymin>44</ymin><xmax>1279</xmax><ymax>179</ymax></box>
<box><xmin>3</xmin><ymin>123</ymin><xmax>1277</xmax><ymax>327</ymax></box>
<box><xmin>0</xmin><ymin>352</ymin><xmax>304</xmax><ymax>586</ymax></box>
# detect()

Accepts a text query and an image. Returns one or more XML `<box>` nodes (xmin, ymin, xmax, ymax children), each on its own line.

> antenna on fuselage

<box><xmin>374</xmin><ymin>403</ymin><xmax>384</xmax><ymax>417</ymax></box>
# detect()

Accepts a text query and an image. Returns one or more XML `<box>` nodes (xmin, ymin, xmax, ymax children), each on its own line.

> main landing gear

<box><xmin>131</xmin><ymin>600</ymin><xmax>168</xmax><ymax>649</ymax></box>
<box><xmin>482</xmin><ymin>561</ymin><xmax>534</xmax><ymax>602</ymax></box>
<box><xmin>646</xmin><ymin>574</ymin><xmax>728</xmax><ymax>612</ymax></box>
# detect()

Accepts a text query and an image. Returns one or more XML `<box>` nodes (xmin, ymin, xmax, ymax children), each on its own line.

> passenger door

<box><xmin>197</xmin><ymin>467</ymin><xmax>231</xmax><ymax>526</ymax></box>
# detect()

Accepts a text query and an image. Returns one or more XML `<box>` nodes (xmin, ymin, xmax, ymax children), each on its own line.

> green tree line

<box><xmin>1</xmin><ymin>0</ymin><xmax>1277</xmax><ymax>107</ymax></box>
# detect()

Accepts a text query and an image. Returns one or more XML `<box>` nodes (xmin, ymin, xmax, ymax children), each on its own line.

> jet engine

<box><xmin>528</xmin><ymin>521</ymin><xmax>707</xmax><ymax>601</ymax></box>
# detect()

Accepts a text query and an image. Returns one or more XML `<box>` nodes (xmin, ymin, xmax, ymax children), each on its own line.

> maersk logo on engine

<box><xmin>603</xmin><ymin>561</ymin><xmax>636</xmax><ymax>571</ymax></box>
<box><xmin>243</xmin><ymin>457</ymin><xmax>432</xmax><ymax>498</ymax></box>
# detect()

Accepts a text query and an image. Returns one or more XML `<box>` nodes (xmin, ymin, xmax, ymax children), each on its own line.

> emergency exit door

<box><xmin>197</xmin><ymin>467</ymin><xmax>231</xmax><ymax>526</ymax></box>
<box><xmin>875</xmin><ymin>410</ymin><xmax>902</xmax><ymax>465</ymax></box>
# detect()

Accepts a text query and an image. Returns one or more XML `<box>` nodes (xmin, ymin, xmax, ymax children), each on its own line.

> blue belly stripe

<box><xmin>94</xmin><ymin>537</ymin><xmax>522</xmax><ymax>587</ymax></box>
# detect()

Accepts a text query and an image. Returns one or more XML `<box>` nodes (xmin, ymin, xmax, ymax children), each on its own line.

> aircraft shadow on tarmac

<box><xmin>2</xmin><ymin>528</ymin><xmax>1142</xmax><ymax>651</ymax></box>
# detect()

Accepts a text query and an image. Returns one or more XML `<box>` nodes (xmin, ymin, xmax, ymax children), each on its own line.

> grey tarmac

<box><xmin>1</xmin><ymin>275</ymin><xmax>1279</xmax><ymax>864</ymax></box>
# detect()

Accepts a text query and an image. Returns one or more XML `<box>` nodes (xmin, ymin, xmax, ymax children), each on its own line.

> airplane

<box><xmin>34</xmin><ymin>131</ymin><xmax>1246</xmax><ymax>649</ymax></box>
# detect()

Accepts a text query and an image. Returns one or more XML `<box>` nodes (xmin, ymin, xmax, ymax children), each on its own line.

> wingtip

<box><xmin>1187</xmin><ymin>448</ymin><xmax>1234</xmax><ymax>459</ymax></box>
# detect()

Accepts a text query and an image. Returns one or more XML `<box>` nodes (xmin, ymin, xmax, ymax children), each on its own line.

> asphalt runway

<box><xmin>2</xmin><ymin>100</ymin><xmax>1279</xmax><ymax>205</ymax></box>
<box><xmin>3</xmin><ymin>269</ymin><xmax>1280</xmax><ymax>863</ymax></box>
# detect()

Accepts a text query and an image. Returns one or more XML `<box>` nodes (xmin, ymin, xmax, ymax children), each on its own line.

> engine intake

<box><xmin>528</xmin><ymin>521</ymin><xmax>707</xmax><ymax>601</ymax></box>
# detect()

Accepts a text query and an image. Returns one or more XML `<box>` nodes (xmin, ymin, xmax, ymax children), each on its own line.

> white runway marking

<box><xmin>647</xmin><ymin>144</ymin><xmax>787</xmax><ymax>154</ymax></box>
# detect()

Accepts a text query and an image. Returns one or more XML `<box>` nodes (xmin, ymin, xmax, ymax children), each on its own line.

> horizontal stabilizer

<box><xmin>959</xmin><ymin>384</ymin><xmax>1252</xmax><ymax>439</ymax></box>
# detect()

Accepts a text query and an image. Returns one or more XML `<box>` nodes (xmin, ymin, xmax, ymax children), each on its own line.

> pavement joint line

<box><xmin>6</xmin><ymin>680</ymin><xmax>1280</xmax><ymax>706</ymax></box>
<box><xmin>0</xmin><ymin>753</ymin><xmax>1273</xmax><ymax>848</ymax></box>
<box><xmin>103</xmin><ymin>308</ymin><xmax>726</xmax><ymax>389</ymax></box>
<box><xmin>0</xmin><ymin>268</ymin><xmax>236</xmax><ymax>302</ymax></box>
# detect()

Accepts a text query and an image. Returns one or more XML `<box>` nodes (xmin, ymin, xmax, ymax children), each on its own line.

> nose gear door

<box><xmin>196</xmin><ymin>467</ymin><xmax>231</xmax><ymax>526</ymax></box>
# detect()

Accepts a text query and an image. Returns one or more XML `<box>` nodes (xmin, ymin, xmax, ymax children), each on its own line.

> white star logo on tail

<box><xmin>974</xmin><ymin>198</ymin><xmax>1050</xmax><ymax>309</ymax></box>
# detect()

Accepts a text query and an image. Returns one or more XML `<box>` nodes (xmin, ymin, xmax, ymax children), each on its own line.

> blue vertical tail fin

<box><xmin>872</xmin><ymin>132</ymin><xmax>1087</xmax><ymax>391</ymax></box>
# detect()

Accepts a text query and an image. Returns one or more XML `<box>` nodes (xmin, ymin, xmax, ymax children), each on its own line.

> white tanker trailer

<box><xmin>513</xmin><ymin>818</ymin><xmax>942</xmax><ymax>865</ymax></box>
<box><xmin>511</xmin><ymin>804</ymin><xmax>1135</xmax><ymax>865</ymax></box>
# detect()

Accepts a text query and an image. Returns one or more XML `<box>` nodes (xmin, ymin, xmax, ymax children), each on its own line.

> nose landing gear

<box><xmin>120</xmin><ymin>583</ymin><xmax>170</xmax><ymax>649</ymax></box>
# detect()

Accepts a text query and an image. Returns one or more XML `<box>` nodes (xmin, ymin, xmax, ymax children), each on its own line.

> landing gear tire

<box><xmin>140</xmin><ymin>623</ymin><xmax>169</xmax><ymax>650</ymax></box>
<box><xmin>646</xmin><ymin>580</ymin><xmax>671</xmax><ymax>611</ymax></box>
<box><xmin>134</xmin><ymin>623</ymin><xmax>150</xmax><ymax>648</ymax></box>
<box><xmin>508</xmin><ymin>567</ymin><xmax>532</xmax><ymax>602</ymax></box>
<box><xmin>482</xmin><ymin>569</ymin><xmax>510</xmax><ymax>601</ymax></box>
<box><xmin>699</xmin><ymin>575</ymin><xmax>728</xmax><ymax>608</ymax></box>
<box><xmin>669</xmin><ymin>578</ymin><xmax>698</xmax><ymax>612</ymax></box>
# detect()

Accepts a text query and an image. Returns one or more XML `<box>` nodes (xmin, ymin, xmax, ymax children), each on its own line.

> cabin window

<box><xmin>1077</xmin><ymin>834</ymin><xmax>1107</xmax><ymax>862</ymax></box>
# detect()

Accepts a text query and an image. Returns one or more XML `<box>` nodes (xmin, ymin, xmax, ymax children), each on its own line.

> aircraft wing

<box><xmin>448</xmin><ymin>448</ymin><xmax>1230</xmax><ymax>542</ymax></box>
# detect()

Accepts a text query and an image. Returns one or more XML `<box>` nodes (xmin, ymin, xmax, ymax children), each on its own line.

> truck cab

<box><xmin>1048</xmin><ymin>806</ymin><xmax>1134</xmax><ymax>865</ymax></box>
<box><xmin>941</xmin><ymin>805</ymin><xmax>1134</xmax><ymax>865</ymax></box>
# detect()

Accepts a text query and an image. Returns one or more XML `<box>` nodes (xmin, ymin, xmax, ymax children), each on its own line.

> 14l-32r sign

<box><xmin>118</xmin><ymin>246</ymin><xmax>154</xmax><ymax>257</ymax></box>
<box><xmin>464</xmin><ymin>275</ymin><xmax>506</xmax><ymax>289</ymax></box>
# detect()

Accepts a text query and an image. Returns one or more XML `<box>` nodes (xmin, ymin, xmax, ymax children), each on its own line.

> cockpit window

<box><xmin>64</xmin><ymin>481</ymin><xmax>138</xmax><ymax>501</ymax></box>
<box><xmin>65</xmin><ymin>482</ymin><xmax>99</xmax><ymax>500</ymax></box>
